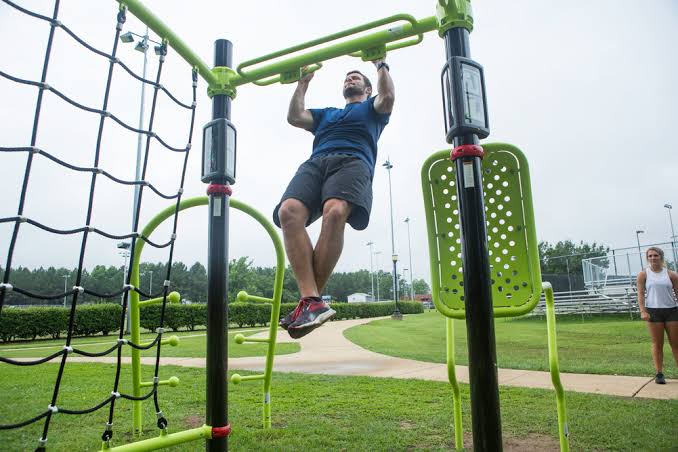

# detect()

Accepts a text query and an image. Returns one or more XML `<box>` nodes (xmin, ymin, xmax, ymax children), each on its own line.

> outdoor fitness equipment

<box><xmin>0</xmin><ymin>0</ymin><xmax>567</xmax><ymax>450</ymax></box>
<box><xmin>120</xmin><ymin>196</ymin><xmax>284</xmax><ymax>450</ymax></box>
<box><xmin>422</xmin><ymin>144</ymin><xmax>570</xmax><ymax>451</ymax></box>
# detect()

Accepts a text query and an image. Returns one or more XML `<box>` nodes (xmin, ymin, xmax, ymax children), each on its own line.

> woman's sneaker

<box><xmin>288</xmin><ymin>298</ymin><xmax>336</xmax><ymax>339</ymax></box>
<box><xmin>655</xmin><ymin>372</ymin><xmax>666</xmax><ymax>384</ymax></box>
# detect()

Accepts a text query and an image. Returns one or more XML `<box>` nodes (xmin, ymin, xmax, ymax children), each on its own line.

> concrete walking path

<box><xmin>50</xmin><ymin>317</ymin><xmax>677</xmax><ymax>400</ymax></box>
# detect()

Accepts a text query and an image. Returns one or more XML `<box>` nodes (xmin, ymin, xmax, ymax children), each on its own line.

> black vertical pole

<box><xmin>206</xmin><ymin>39</ymin><xmax>232</xmax><ymax>452</ymax></box>
<box><xmin>443</xmin><ymin>28</ymin><xmax>503</xmax><ymax>450</ymax></box>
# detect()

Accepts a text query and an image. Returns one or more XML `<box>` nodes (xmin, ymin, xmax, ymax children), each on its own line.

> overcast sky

<box><xmin>1</xmin><ymin>1</ymin><xmax>677</xmax><ymax>286</ymax></box>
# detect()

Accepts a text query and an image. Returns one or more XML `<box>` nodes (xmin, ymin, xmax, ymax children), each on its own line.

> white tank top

<box><xmin>645</xmin><ymin>267</ymin><xmax>677</xmax><ymax>308</ymax></box>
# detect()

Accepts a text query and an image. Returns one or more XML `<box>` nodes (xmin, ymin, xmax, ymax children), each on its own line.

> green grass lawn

<box><xmin>344</xmin><ymin>311</ymin><xmax>678</xmax><ymax>378</ymax></box>
<box><xmin>0</xmin><ymin>363</ymin><xmax>676</xmax><ymax>451</ymax></box>
<box><xmin>0</xmin><ymin>328</ymin><xmax>300</xmax><ymax>359</ymax></box>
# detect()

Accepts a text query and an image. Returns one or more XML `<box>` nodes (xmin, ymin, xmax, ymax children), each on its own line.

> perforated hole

<box><xmin>441</xmin><ymin>174</ymin><xmax>447</xmax><ymax>181</ymax></box>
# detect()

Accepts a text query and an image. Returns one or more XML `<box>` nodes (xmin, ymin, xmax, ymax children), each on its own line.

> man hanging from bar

<box><xmin>273</xmin><ymin>57</ymin><xmax>395</xmax><ymax>338</ymax></box>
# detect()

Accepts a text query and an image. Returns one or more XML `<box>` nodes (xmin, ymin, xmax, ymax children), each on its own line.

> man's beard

<box><xmin>343</xmin><ymin>85</ymin><xmax>364</xmax><ymax>98</ymax></box>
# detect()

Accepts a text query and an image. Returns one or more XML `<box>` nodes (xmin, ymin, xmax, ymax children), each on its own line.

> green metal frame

<box><xmin>421</xmin><ymin>144</ymin><xmax>569</xmax><ymax>451</ymax></box>
<box><xmin>117</xmin><ymin>0</ymin><xmax>441</xmax><ymax>97</ymax></box>
<box><xmin>110</xmin><ymin>196</ymin><xmax>284</xmax><ymax>450</ymax></box>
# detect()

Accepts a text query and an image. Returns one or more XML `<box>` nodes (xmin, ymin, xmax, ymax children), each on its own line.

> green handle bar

<box><xmin>235</xmin><ymin>14</ymin><xmax>437</xmax><ymax>87</ymax></box>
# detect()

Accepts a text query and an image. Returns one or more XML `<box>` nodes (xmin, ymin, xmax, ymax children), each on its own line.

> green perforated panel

<box><xmin>421</xmin><ymin>143</ymin><xmax>542</xmax><ymax>319</ymax></box>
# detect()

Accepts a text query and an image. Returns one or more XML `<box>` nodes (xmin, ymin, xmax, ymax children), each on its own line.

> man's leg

<box><xmin>313</xmin><ymin>198</ymin><xmax>352</xmax><ymax>293</ymax></box>
<box><xmin>278</xmin><ymin>199</ymin><xmax>318</xmax><ymax>297</ymax></box>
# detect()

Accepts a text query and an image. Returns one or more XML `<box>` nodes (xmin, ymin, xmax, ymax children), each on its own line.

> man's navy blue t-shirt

<box><xmin>309</xmin><ymin>96</ymin><xmax>390</xmax><ymax>175</ymax></box>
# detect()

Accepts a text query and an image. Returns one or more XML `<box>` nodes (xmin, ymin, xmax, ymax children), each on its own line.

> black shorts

<box><xmin>646</xmin><ymin>307</ymin><xmax>678</xmax><ymax>323</ymax></box>
<box><xmin>273</xmin><ymin>154</ymin><xmax>373</xmax><ymax>230</ymax></box>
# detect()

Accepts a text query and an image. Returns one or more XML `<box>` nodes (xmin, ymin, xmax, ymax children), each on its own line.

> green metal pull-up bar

<box><xmin>117</xmin><ymin>0</ymin><xmax>439</xmax><ymax>96</ymax></box>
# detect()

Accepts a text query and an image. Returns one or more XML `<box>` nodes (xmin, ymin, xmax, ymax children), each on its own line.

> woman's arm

<box><xmin>669</xmin><ymin>270</ymin><xmax>678</xmax><ymax>302</ymax></box>
<box><xmin>637</xmin><ymin>271</ymin><xmax>648</xmax><ymax>321</ymax></box>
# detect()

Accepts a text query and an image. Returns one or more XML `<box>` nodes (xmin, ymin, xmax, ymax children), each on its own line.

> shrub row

<box><xmin>0</xmin><ymin>304</ymin><xmax>122</xmax><ymax>342</ymax></box>
<box><xmin>0</xmin><ymin>301</ymin><xmax>424</xmax><ymax>342</ymax></box>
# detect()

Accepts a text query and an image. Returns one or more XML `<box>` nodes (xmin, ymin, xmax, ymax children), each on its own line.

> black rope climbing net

<box><xmin>0</xmin><ymin>1</ymin><xmax>198</xmax><ymax>449</ymax></box>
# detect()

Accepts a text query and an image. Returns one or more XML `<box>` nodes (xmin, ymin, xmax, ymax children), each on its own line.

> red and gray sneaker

<box><xmin>288</xmin><ymin>297</ymin><xmax>336</xmax><ymax>339</ymax></box>
<box><xmin>279</xmin><ymin>298</ymin><xmax>309</xmax><ymax>331</ymax></box>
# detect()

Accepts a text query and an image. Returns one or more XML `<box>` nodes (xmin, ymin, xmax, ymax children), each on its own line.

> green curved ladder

<box><xmin>421</xmin><ymin>143</ymin><xmax>569</xmax><ymax>451</ymax></box>
<box><xmin>107</xmin><ymin>196</ymin><xmax>284</xmax><ymax>450</ymax></box>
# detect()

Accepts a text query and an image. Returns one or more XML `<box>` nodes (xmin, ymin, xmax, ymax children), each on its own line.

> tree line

<box><xmin>1</xmin><ymin>240</ymin><xmax>614</xmax><ymax>307</ymax></box>
<box><xmin>0</xmin><ymin>258</ymin><xmax>431</xmax><ymax>307</ymax></box>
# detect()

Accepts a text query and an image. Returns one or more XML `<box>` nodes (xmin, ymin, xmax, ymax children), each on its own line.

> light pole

<box><xmin>664</xmin><ymin>204</ymin><xmax>678</xmax><ymax>269</ymax></box>
<box><xmin>119</xmin><ymin>30</ymin><xmax>163</xmax><ymax>335</ymax></box>
<box><xmin>374</xmin><ymin>251</ymin><xmax>382</xmax><ymax>301</ymax></box>
<box><xmin>138</xmin><ymin>271</ymin><xmax>153</xmax><ymax>295</ymax></box>
<box><xmin>117</xmin><ymin>241</ymin><xmax>131</xmax><ymax>333</ymax></box>
<box><xmin>382</xmin><ymin>158</ymin><xmax>401</xmax><ymax>319</ymax></box>
<box><xmin>62</xmin><ymin>273</ymin><xmax>69</xmax><ymax>308</ymax></box>
<box><xmin>635</xmin><ymin>230</ymin><xmax>644</xmax><ymax>270</ymax></box>
<box><xmin>402</xmin><ymin>268</ymin><xmax>409</xmax><ymax>300</ymax></box>
<box><xmin>366</xmin><ymin>241</ymin><xmax>375</xmax><ymax>301</ymax></box>
<box><xmin>404</xmin><ymin>217</ymin><xmax>414</xmax><ymax>300</ymax></box>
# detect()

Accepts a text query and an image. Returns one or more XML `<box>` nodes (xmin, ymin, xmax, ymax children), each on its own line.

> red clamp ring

<box><xmin>207</xmin><ymin>184</ymin><xmax>232</xmax><ymax>196</ymax></box>
<box><xmin>212</xmin><ymin>424</ymin><xmax>232</xmax><ymax>438</ymax></box>
<box><xmin>450</xmin><ymin>144</ymin><xmax>484</xmax><ymax>161</ymax></box>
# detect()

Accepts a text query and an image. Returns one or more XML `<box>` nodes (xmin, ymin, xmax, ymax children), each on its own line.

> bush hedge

<box><xmin>0</xmin><ymin>301</ymin><xmax>424</xmax><ymax>342</ymax></box>
<box><xmin>0</xmin><ymin>304</ymin><xmax>121</xmax><ymax>342</ymax></box>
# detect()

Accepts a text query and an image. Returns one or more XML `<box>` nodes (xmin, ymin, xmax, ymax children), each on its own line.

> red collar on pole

<box><xmin>211</xmin><ymin>424</ymin><xmax>232</xmax><ymax>438</ymax></box>
<box><xmin>450</xmin><ymin>144</ymin><xmax>484</xmax><ymax>161</ymax></box>
<box><xmin>207</xmin><ymin>184</ymin><xmax>232</xmax><ymax>196</ymax></box>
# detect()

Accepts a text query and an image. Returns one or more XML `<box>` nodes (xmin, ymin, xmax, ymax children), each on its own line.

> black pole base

<box><xmin>391</xmin><ymin>310</ymin><xmax>403</xmax><ymax>320</ymax></box>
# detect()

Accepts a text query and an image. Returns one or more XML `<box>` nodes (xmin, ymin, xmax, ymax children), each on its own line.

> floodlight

<box><xmin>119</xmin><ymin>32</ymin><xmax>135</xmax><ymax>43</ymax></box>
<box><xmin>134</xmin><ymin>40</ymin><xmax>149</xmax><ymax>53</ymax></box>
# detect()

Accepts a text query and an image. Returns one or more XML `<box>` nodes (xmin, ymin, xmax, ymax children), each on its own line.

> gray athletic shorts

<box><xmin>273</xmin><ymin>154</ymin><xmax>373</xmax><ymax>230</ymax></box>
<box><xmin>646</xmin><ymin>307</ymin><xmax>678</xmax><ymax>323</ymax></box>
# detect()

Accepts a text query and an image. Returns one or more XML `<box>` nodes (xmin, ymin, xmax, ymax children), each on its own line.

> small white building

<box><xmin>347</xmin><ymin>293</ymin><xmax>374</xmax><ymax>303</ymax></box>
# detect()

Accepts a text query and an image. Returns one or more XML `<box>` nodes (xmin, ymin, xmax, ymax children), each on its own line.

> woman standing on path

<box><xmin>636</xmin><ymin>246</ymin><xmax>678</xmax><ymax>384</ymax></box>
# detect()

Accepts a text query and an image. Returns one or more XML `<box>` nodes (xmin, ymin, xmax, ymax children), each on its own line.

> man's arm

<box><xmin>287</xmin><ymin>71</ymin><xmax>315</xmax><ymax>130</ymax></box>
<box><xmin>372</xmin><ymin>57</ymin><xmax>395</xmax><ymax>114</ymax></box>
